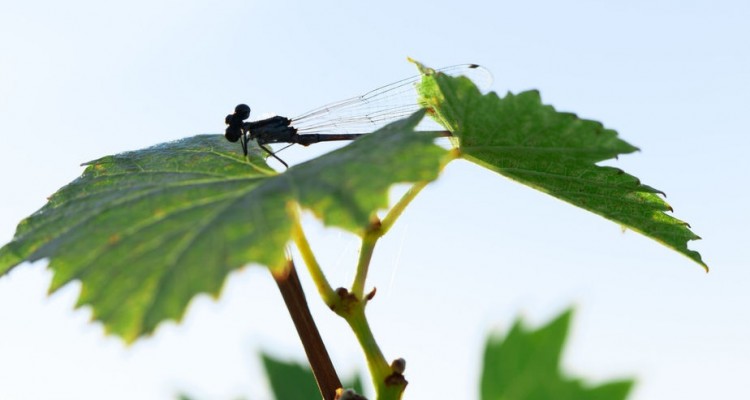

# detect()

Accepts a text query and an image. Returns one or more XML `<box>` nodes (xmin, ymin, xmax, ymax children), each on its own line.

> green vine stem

<box><xmin>379</xmin><ymin>181</ymin><xmax>429</xmax><ymax>235</ymax></box>
<box><xmin>291</xmin><ymin>181</ymin><xmax>432</xmax><ymax>399</ymax></box>
<box><xmin>351</xmin><ymin>227</ymin><xmax>379</xmax><ymax>300</ymax></box>
<box><xmin>341</xmin><ymin>181</ymin><xmax>432</xmax><ymax>399</ymax></box>
<box><xmin>331</xmin><ymin>288</ymin><xmax>407</xmax><ymax>400</ymax></box>
<box><xmin>289</xmin><ymin>204</ymin><xmax>338</xmax><ymax>306</ymax></box>
<box><xmin>350</xmin><ymin>180</ymin><xmax>430</xmax><ymax>300</ymax></box>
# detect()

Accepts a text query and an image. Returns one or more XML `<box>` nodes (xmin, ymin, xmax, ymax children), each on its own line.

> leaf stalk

<box><xmin>290</xmin><ymin>205</ymin><xmax>338</xmax><ymax>305</ymax></box>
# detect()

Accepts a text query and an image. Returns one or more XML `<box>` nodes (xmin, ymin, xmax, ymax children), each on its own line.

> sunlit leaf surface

<box><xmin>0</xmin><ymin>111</ymin><xmax>446</xmax><ymax>341</ymax></box>
<box><xmin>416</xmin><ymin>64</ymin><xmax>706</xmax><ymax>269</ymax></box>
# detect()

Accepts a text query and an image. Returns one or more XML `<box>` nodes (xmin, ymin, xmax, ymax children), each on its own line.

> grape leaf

<box><xmin>261</xmin><ymin>352</ymin><xmax>364</xmax><ymax>400</ymax></box>
<box><xmin>480</xmin><ymin>309</ymin><xmax>634</xmax><ymax>400</ymax></box>
<box><xmin>0</xmin><ymin>110</ymin><xmax>447</xmax><ymax>342</ymax></box>
<box><xmin>415</xmin><ymin>63</ymin><xmax>706</xmax><ymax>270</ymax></box>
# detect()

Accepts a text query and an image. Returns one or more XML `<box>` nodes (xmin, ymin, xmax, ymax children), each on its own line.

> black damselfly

<box><xmin>224</xmin><ymin>64</ymin><xmax>490</xmax><ymax>167</ymax></box>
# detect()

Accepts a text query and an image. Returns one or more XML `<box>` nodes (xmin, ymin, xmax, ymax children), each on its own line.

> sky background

<box><xmin>1</xmin><ymin>1</ymin><xmax>748</xmax><ymax>399</ymax></box>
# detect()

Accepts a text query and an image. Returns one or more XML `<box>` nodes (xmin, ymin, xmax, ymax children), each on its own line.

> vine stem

<box><xmin>343</xmin><ymin>299</ymin><xmax>405</xmax><ymax>400</ymax></box>
<box><xmin>290</xmin><ymin>204</ymin><xmax>337</xmax><ymax>306</ymax></box>
<box><xmin>350</xmin><ymin>181</ymin><xmax>430</xmax><ymax>299</ymax></box>
<box><xmin>272</xmin><ymin>260</ymin><xmax>342</xmax><ymax>400</ymax></box>
<box><xmin>286</xmin><ymin>181</ymin><xmax>433</xmax><ymax>399</ymax></box>
<box><xmin>380</xmin><ymin>181</ymin><xmax>429</xmax><ymax>235</ymax></box>
<box><xmin>351</xmin><ymin>230</ymin><xmax>378</xmax><ymax>300</ymax></box>
<box><xmin>341</xmin><ymin>181</ymin><xmax>431</xmax><ymax>399</ymax></box>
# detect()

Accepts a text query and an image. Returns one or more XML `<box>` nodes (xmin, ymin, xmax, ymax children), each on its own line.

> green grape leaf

<box><xmin>0</xmin><ymin>110</ymin><xmax>447</xmax><ymax>342</ymax></box>
<box><xmin>480</xmin><ymin>309</ymin><xmax>634</xmax><ymax>400</ymax></box>
<box><xmin>261</xmin><ymin>352</ymin><xmax>364</xmax><ymax>400</ymax></box>
<box><xmin>415</xmin><ymin>63</ymin><xmax>706</xmax><ymax>270</ymax></box>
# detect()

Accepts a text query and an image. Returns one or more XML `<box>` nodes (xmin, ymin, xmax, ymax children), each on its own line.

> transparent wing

<box><xmin>290</xmin><ymin>64</ymin><xmax>493</xmax><ymax>135</ymax></box>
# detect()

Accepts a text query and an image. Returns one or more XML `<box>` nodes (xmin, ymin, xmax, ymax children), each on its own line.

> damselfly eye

<box><xmin>225</xmin><ymin>126</ymin><xmax>242</xmax><ymax>142</ymax></box>
<box><xmin>234</xmin><ymin>104</ymin><xmax>251</xmax><ymax>120</ymax></box>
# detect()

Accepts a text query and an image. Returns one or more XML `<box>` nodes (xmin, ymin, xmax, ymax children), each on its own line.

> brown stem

<box><xmin>273</xmin><ymin>260</ymin><xmax>342</xmax><ymax>400</ymax></box>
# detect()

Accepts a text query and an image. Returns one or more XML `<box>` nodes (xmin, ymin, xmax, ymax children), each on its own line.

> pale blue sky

<box><xmin>1</xmin><ymin>1</ymin><xmax>748</xmax><ymax>399</ymax></box>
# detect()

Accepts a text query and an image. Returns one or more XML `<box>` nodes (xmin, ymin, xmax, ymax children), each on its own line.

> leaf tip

<box><xmin>408</xmin><ymin>58</ymin><xmax>433</xmax><ymax>76</ymax></box>
<box><xmin>687</xmin><ymin>245</ymin><xmax>708</xmax><ymax>272</ymax></box>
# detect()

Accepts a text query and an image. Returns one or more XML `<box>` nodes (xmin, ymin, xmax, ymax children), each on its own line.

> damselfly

<box><xmin>224</xmin><ymin>64</ymin><xmax>491</xmax><ymax>167</ymax></box>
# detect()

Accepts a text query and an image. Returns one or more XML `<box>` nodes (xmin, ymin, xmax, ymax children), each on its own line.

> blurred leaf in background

<box><xmin>480</xmin><ymin>309</ymin><xmax>634</xmax><ymax>400</ymax></box>
<box><xmin>262</xmin><ymin>353</ymin><xmax>364</xmax><ymax>400</ymax></box>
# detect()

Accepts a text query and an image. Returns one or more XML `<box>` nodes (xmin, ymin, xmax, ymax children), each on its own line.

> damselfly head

<box><xmin>225</xmin><ymin>104</ymin><xmax>251</xmax><ymax>143</ymax></box>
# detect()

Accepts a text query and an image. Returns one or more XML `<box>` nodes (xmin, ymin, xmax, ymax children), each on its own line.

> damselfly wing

<box><xmin>225</xmin><ymin>64</ymin><xmax>492</xmax><ymax>167</ymax></box>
